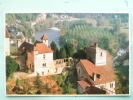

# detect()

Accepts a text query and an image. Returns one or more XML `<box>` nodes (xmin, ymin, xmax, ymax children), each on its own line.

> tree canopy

<box><xmin>6</xmin><ymin>56</ymin><xmax>19</xmax><ymax>79</ymax></box>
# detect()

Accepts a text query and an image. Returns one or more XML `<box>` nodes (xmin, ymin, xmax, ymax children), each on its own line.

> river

<box><xmin>35</xmin><ymin>28</ymin><xmax>60</xmax><ymax>48</ymax></box>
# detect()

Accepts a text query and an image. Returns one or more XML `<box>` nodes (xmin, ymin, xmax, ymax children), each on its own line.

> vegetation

<box><xmin>50</xmin><ymin>41</ymin><xmax>74</xmax><ymax>59</ymax></box>
<box><xmin>51</xmin><ymin>68</ymin><xmax>78</xmax><ymax>94</ymax></box>
<box><xmin>59</xmin><ymin>47</ymin><xmax>66</xmax><ymax>58</ymax></box>
<box><xmin>73</xmin><ymin>48</ymin><xmax>87</xmax><ymax>59</ymax></box>
<box><xmin>6</xmin><ymin>56</ymin><xmax>19</xmax><ymax>79</ymax></box>
<box><xmin>115</xmin><ymin>65</ymin><xmax>129</xmax><ymax>94</ymax></box>
<box><xmin>6</xmin><ymin>68</ymin><xmax>78</xmax><ymax>94</ymax></box>
<box><xmin>50</xmin><ymin>41</ymin><xmax>59</xmax><ymax>59</ymax></box>
<box><xmin>115</xmin><ymin>53</ymin><xmax>129</xmax><ymax>94</ymax></box>
<box><xmin>59</xmin><ymin>20</ymin><xmax>128</xmax><ymax>55</ymax></box>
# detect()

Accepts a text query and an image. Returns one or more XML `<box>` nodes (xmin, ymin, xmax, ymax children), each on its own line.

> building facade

<box><xmin>17</xmin><ymin>35</ymin><xmax>69</xmax><ymax>76</ymax></box>
<box><xmin>76</xmin><ymin>44</ymin><xmax>115</xmax><ymax>94</ymax></box>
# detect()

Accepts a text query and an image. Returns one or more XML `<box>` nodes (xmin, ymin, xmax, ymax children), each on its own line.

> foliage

<box><xmin>6</xmin><ymin>56</ymin><xmax>19</xmax><ymax>79</ymax></box>
<box><xmin>64</xmin><ymin>43</ymin><xmax>74</xmax><ymax>57</ymax></box>
<box><xmin>51</xmin><ymin>68</ymin><xmax>78</xmax><ymax>94</ymax></box>
<box><xmin>115</xmin><ymin>65</ymin><xmax>129</xmax><ymax>94</ymax></box>
<box><xmin>34</xmin><ymin>74</ymin><xmax>43</xmax><ymax>88</ymax></box>
<box><xmin>50</xmin><ymin>41</ymin><xmax>59</xmax><ymax>59</ymax></box>
<box><xmin>59</xmin><ymin>47</ymin><xmax>66</xmax><ymax>58</ymax></box>
<box><xmin>16</xmin><ymin>78</ymin><xmax>20</xmax><ymax>86</ymax></box>
<box><xmin>73</xmin><ymin>48</ymin><xmax>87</xmax><ymax>59</ymax></box>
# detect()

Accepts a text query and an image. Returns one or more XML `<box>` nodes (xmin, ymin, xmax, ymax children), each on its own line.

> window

<box><xmin>101</xmin><ymin>52</ymin><xmax>102</xmax><ymax>56</ymax></box>
<box><xmin>43</xmin><ymin>54</ymin><xmax>45</xmax><ymax>59</ymax></box>
<box><xmin>78</xmin><ymin>69</ymin><xmax>80</xmax><ymax>74</ymax></box>
<box><xmin>42</xmin><ymin>71</ymin><xmax>44</xmax><ymax>75</ymax></box>
<box><xmin>43</xmin><ymin>63</ymin><xmax>46</xmax><ymax>66</ymax></box>
<box><xmin>110</xmin><ymin>83</ymin><xmax>113</xmax><ymax>88</ymax></box>
<box><xmin>97</xmin><ymin>74</ymin><xmax>101</xmax><ymax>79</ymax></box>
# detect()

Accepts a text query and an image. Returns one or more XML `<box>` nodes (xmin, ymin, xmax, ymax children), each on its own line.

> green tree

<box><xmin>59</xmin><ymin>47</ymin><xmax>66</xmax><ymax>58</ymax></box>
<box><xmin>16</xmin><ymin>78</ymin><xmax>20</xmax><ymax>86</ymax></box>
<box><xmin>34</xmin><ymin>74</ymin><xmax>43</xmax><ymax>89</ymax></box>
<box><xmin>114</xmin><ymin>24</ymin><xmax>120</xmax><ymax>33</ymax></box>
<box><xmin>50</xmin><ymin>41</ymin><xmax>58</xmax><ymax>59</ymax></box>
<box><xmin>6</xmin><ymin>56</ymin><xmax>19</xmax><ymax>79</ymax></box>
<box><xmin>64</xmin><ymin>43</ymin><xmax>74</xmax><ymax>57</ymax></box>
<box><xmin>77</xmin><ymin>48</ymin><xmax>87</xmax><ymax>59</ymax></box>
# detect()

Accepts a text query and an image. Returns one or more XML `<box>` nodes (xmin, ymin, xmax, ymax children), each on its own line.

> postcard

<box><xmin>5</xmin><ymin>13</ymin><xmax>129</xmax><ymax>96</ymax></box>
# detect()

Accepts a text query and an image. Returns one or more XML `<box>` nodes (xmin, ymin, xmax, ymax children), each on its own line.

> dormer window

<box><xmin>97</xmin><ymin>74</ymin><xmax>101</xmax><ymax>79</ymax></box>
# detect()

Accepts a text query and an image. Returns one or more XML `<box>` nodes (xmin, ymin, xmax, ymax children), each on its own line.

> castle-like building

<box><xmin>17</xmin><ymin>35</ymin><xmax>69</xmax><ymax>76</ymax></box>
<box><xmin>76</xmin><ymin>44</ymin><xmax>115</xmax><ymax>94</ymax></box>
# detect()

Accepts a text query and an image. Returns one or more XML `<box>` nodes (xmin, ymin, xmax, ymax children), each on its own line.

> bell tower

<box><xmin>41</xmin><ymin>35</ymin><xmax>48</xmax><ymax>46</ymax></box>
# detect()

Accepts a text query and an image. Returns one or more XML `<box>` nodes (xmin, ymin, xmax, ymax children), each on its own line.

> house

<box><xmin>17</xmin><ymin>35</ymin><xmax>69</xmax><ymax>76</ymax></box>
<box><xmin>117</xmin><ymin>49</ymin><xmax>127</xmax><ymax>56</ymax></box>
<box><xmin>123</xmin><ymin>59</ymin><xmax>129</xmax><ymax>66</ymax></box>
<box><xmin>5</xmin><ymin>27</ymin><xmax>10</xmax><ymax>56</ymax></box>
<box><xmin>76</xmin><ymin>44</ymin><xmax>115</xmax><ymax>94</ymax></box>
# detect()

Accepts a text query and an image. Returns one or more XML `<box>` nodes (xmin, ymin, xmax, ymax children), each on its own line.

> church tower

<box><xmin>41</xmin><ymin>35</ymin><xmax>48</xmax><ymax>46</ymax></box>
<box><xmin>87</xmin><ymin>43</ymin><xmax>106</xmax><ymax>66</ymax></box>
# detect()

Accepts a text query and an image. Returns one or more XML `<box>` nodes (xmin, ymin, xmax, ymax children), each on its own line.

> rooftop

<box><xmin>77</xmin><ymin>81</ymin><xmax>90</xmax><ymax>89</ymax></box>
<box><xmin>79</xmin><ymin>59</ymin><xmax>114</xmax><ymax>85</ymax></box>
<box><xmin>41</xmin><ymin>35</ymin><xmax>48</xmax><ymax>40</ymax></box>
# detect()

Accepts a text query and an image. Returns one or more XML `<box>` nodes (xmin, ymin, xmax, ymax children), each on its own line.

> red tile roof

<box><xmin>78</xmin><ymin>81</ymin><xmax>90</xmax><ymax>89</ymax></box>
<box><xmin>80</xmin><ymin>59</ymin><xmax>96</xmax><ymax>76</ymax></box>
<box><xmin>5</xmin><ymin>27</ymin><xmax>10</xmax><ymax>38</ymax></box>
<box><xmin>41</xmin><ymin>35</ymin><xmax>48</xmax><ymax>40</ymax></box>
<box><xmin>80</xmin><ymin>59</ymin><xmax>114</xmax><ymax>85</ymax></box>
<box><xmin>34</xmin><ymin>43</ymin><xmax>53</xmax><ymax>54</ymax></box>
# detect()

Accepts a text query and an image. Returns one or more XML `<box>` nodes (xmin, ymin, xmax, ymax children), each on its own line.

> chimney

<box><xmin>95</xmin><ymin>43</ymin><xmax>98</xmax><ymax>47</ymax></box>
<box><xmin>93</xmin><ymin>73</ymin><xmax>96</xmax><ymax>81</ymax></box>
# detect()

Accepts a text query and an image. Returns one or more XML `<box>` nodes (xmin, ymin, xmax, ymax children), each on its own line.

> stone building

<box><xmin>17</xmin><ymin>35</ymin><xmax>69</xmax><ymax>76</ymax></box>
<box><xmin>5</xmin><ymin>27</ymin><xmax>10</xmax><ymax>56</ymax></box>
<box><xmin>87</xmin><ymin>43</ymin><xmax>106</xmax><ymax>66</ymax></box>
<box><xmin>76</xmin><ymin>44</ymin><xmax>115</xmax><ymax>94</ymax></box>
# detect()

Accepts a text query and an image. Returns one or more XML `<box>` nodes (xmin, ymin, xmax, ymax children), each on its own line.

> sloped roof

<box><xmin>34</xmin><ymin>42</ymin><xmax>53</xmax><ymax>54</ymax></box>
<box><xmin>19</xmin><ymin>42</ymin><xmax>34</xmax><ymax>51</ymax></box>
<box><xmin>79</xmin><ymin>59</ymin><xmax>114</xmax><ymax>85</ymax></box>
<box><xmin>41</xmin><ymin>35</ymin><xmax>48</xmax><ymax>40</ymax></box>
<box><xmin>78</xmin><ymin>81</ymin><xmax>90</xmax><ymax>89</ymax></box>
<box><xmin>80</xmin><ymin>59</ymin><xmax>96</xmax><ymax>76</ymax></box>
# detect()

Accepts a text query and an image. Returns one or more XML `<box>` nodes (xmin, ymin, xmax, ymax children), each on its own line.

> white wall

<box><xmin>95</xmin><ymin>48</ymin><xmax>106</xmax><ymax>66</ymax></box>
<box><xmin>34</xmin><ymin>52</ymin><xmax>54</xmax><ymax>75</ymax></box>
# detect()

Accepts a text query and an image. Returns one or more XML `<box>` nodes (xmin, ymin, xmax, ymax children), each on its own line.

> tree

<box><xmin>73</xmin><ymin>48</ymin><xmax>87</xmax><ymax>59</ymax></box>
<box><xmin>16</xmin><ymin>78</ymin><xmax>19</xmax><ymax>86</ymax></box>
<box><xmin>50</xmin><ymin>41</ymin><xmax>58</xmax><ymax>59</ymax></box>
<box><xmin>34</xmin><ymin>74</ymin><xmax>43</xmax><ymax>89</ymax></box>
<box><xmin>77</xmin><ymin>48</ymin><xmax>87</xmax><ymax>59</ymax></box>
<box><xmin>6</xmin><ymin>56</ymin><xmax>19</xmax><ymax>79</ymax></box>
<box><xmin>59</xmin><ymin>47</ymin><xmax>66</xmax><ymax>58</ymax></box>
<box><xmin>64</xmin><ymin>43</ymin><xmax>74</xmax><ymax>57</ymax></box>
<box><xmin>114</xmin><ymin>24</ymin><xmax>120</xmax><ymax>33</ymax></box>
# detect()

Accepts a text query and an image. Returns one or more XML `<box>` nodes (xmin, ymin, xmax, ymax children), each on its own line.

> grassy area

<box><xmin>10</xmin><ymin>45</ymin><xmax>17</xmax><ymax>54</ymax></box>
